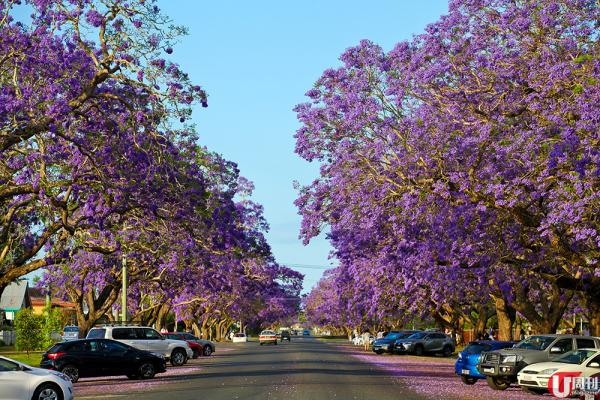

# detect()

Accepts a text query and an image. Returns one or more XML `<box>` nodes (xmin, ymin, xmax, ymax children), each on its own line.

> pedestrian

<box><xmin>362</xmin><ymin>330</ymin><xmax>371</xmax><ymax>352</ymax></box>
<box><xmin>519</xmin><ymin>328</ymin><xmax>525</xmax><ymax>341</ymax></box>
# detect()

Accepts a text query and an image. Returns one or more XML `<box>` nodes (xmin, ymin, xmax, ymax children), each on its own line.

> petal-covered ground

<box><xmin>337</xmin><ymin>344</ymin><xmax>546</xmax><ymax>400</ymax></box>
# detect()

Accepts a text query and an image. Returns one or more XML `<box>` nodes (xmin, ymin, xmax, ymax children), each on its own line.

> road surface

<box><xmin>75</xmin><ymin>336</ymin><xmax>424</xmax><ymax>400</ymax></box>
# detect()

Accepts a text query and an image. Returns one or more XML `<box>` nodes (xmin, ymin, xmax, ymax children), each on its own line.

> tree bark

<box><xmin>492</xmin><ymin>295</ymin><xmax>515</xmax><ymax>341</ymax></box>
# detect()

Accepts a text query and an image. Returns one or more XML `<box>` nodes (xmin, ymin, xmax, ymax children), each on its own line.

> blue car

<box><xmin>455</xmin><ymin>340</ymin><xmax>516</xmax><ymax>384</ymax></box>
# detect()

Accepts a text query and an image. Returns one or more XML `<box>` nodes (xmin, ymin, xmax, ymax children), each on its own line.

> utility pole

<box><xmin>121</xmin><ymin>256</ymin><xmax>128</xmax><ymax>323</ymax></box>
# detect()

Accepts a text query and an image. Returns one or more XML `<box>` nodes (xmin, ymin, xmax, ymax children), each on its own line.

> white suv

<box><xmin>87</xmin><ymin>326</ymin><xmax>193</xmax><ymax>366</ymax></box>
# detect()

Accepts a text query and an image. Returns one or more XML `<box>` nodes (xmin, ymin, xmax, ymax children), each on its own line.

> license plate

<box><xmin>462</xmin><ymin>369</ymin><xmax>470</xmax><ymax>375</ymax></box>
<box><xmin>483</xmin><ymin>367</ymin><xmax>495</xmax><ymax>373</ymax></box>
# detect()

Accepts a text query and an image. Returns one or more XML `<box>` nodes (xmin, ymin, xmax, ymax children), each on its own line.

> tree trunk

<box><xmin>493</xmin><ymin>295</ymin><xmax>515</xmax><ymax>341</ymax></box>
<box><xmin>588</xmin><ymin>299</ymin><xmax>600</xmax><ymax>337</ymax></box>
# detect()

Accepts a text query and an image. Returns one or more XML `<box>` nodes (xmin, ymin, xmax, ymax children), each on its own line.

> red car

<box><xmin>165</xmin><ymin>332</ymin><xmax>215</xmax><ymax>358</ymax></box>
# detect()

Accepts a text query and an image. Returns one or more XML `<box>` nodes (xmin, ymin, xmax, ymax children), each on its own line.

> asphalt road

<box><xmin>75</xmin><ymin>336</ymin><xmax>424</xmax><ymax>400</ymax></box>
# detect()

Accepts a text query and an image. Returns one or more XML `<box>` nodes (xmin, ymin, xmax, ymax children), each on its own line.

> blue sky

<box><xmin>159</xmin><ymin>0</ymin><xmax>449</xmax><ymax>292</ymax></box>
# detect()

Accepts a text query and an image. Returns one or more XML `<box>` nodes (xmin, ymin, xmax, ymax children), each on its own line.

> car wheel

<box><xmin>274</xmin><ymin>341</ymin><xmax>278</xmax><ymax>345</ymax></box>
<box><xmin>61</xmin><ymin>364</ymin><xmax>80</xmax><ymax>383</ymax></box>
<box><xmin>442</xmin><ymin>345</ymin><xmax>453</xmax><ymax>357</ymax></box>
<box><xmin>138</xmin><ymin>362</ymin><xmax>156</xmax><ymax>379</ymax></box>
<box><xmin>33</xmin><ymin>383</ymin><xmax>62</xmax><ymax>400</ymax></box>
<box><xmin>203</xmin><ymin>345</ymin><xmax>213</xmax><ymax>356</ymax></box>
<box><xmin>260</xmin><ymin>342</ymin><xmax>263</xmax><ymax>346</ymax></box>
<box><xmin>486</xmin><ymin>376</ymin><xmax>511</xmax><ymax>390</ymax></box>
<box><xmin>127</xmin><ymin>374</ymin><xmax>139</xmax><ymax>380</ymax></box>
<box><xmin>461</xmin><ymin>375</ymin><xmax>478</xmax><ymax>385</ymax></box>
<box><xmin>523</xmin><ymin>387</ymin><xmax>546</xmax><ymax>395</ymax></box>
<box><xmin>374</xmin><ymin>350</ymin><xmax>384</xmax><ymax>355</ymax></box>
<box><xmin>170</xmin><ymin>349</ymin><xmax>186</xmax><ymax>366</ymax></box>
<box><xmin>192</xmin><ymin>348</ymin><xmax>200</xmax><ymax>359</ymax></box>
<box><xmin>414</xmin><ymin>345</ymin><xmax>424</xmax><ymax>356</ymax></box>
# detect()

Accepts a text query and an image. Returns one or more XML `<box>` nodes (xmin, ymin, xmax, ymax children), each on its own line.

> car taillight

<box><xmin>47</xmin><ymin>352</ymin><xmax>66</xmax><ymax>360</ymax></box>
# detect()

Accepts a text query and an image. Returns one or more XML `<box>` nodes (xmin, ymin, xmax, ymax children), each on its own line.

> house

<box><xmin>28</xmin><ymin>287</ymin><xmax>77</xmax><ymax>323</ymax></box>
<box><xmin>0</xmin><ymin>280</ymin><xmax>32</xmax><ymax>324</ymax></box>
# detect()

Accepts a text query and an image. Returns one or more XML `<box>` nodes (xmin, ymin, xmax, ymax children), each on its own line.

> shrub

<box><xmin>14</xmin><ymin>309</ymin><xmax>43</xmax><ymax>353</ymax></box>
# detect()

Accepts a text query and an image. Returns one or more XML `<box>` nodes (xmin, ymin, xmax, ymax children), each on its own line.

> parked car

<box><xmin>232</xmin><ymin>332</ymin><xmax>248</xmax><ymax>343</ymax></box>
<box><xmin>164</xmin><ymin>332</ymin><xmax>215</xmax><ymax>357</ymax></box>
<box><xmin>303</xmin><ymin>329</ymin><xmax>310</xmax><ymax>336</ymax></box>
<box><xmin>39</xmin><ymin>338</ymin><xmax>167</xmax><ymax>383</ymax></box>
<box><xmin>259</xmin><ymin>330</ymin><xmax>278</xmax><ymax>345</ymax></box>
<box><xmin>86</xmin><ymin>325</ymin><xmax>193</xmax><ymax>366</ymax></box>
<box><xmin>372</xmin><ymin>331</ymin><xmax>420</xmax><ymax>355</ymax></box>
<box><xmin>0</xmin><ymin>355</ymin><xmax>73</xmax><ymax>400</ymax></box>
<box><xmin>455</xmin><ymin>340</ymin><xmax>517</xmax><ymax>385</ymax></box>
<box><xmin>61</xmin><ymin>326</ymin><xmax>79</xmax><ymax>341</ymax></box>
<box><xmin>478</xmin><ymin>334</ymin><xmax>600</xmax><ymax>390</ymax></box>
<box><xmin>517</xmin><ymin>348</ymin><xmax>600</xmax><ymax>395</ymax></box>
<box><xmin>280</xmin><ymin>330</ymin><xmax>291</xmax><ymax>341</ymax></box>
<box><xmin>394</xmin><ymin>331</ymin><xmax>455</xmax><ymax>356</ymax></box>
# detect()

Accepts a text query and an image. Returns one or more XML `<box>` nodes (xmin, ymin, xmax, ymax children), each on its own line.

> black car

<box><xmin>280</xmin><ymin>330</ymin><xmax>291</xmax><ymax>341</ymax></box>
<box><xmin>372</xmin><ymin>331</ymin><xmax>421</xmax><ymax>355</ymax></box>
<box><xmin>40</xmin><ymin>339</ymin><xmax>167</xmax><ymax>383</ymax></box>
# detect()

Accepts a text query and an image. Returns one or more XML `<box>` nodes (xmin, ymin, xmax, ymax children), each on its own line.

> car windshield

<box><xmin>514</xmin><ymin>336</ymin><xmax>555</xmax><ymax>350</ymax></box>
<box><xmin>234</xmin><ymin>333</ymin><xmax>246</xmax><ymax>337</ymax></box>
<box><xmin>261</xmin><ymin>331</ymin><xmax>274</xmax><ymax>335</ymax></box>
<box><xmin>407</xmin><ymin>332</ymin><xmax>427</xmax><ymax>339</ymax></box>
<box><xmin>64</xmin><ymin>326</ymin><xmax>78</xmax><ymax>332</ymax></box>
<box><xmin>555</xmin><ymin>350</ymin><xmax>598</xmax><ymax>365</ymax></box>
<box><xmin>464</xmin><ymin>343</ymin><xmax>492</xmax><ymax>354</ymax></box>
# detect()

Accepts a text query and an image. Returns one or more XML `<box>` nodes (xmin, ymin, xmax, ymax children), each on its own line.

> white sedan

<box><xmin>517</xmin><ymin>349</ymin><xmax>600</xmax><ymax>394</ymax></box>
<box><xmin>232</xmin><ymin>332</ymin><xmax>248</xmax><ymax>343</ymax></box>
<box><xmin>0</xmin><ymin>356</ymin><xmax>73</xmax><ymax>400</ymax></box>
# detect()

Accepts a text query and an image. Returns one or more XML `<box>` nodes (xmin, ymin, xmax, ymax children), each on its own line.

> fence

<box><xmin>0</xmin><ymin>329</ymin><xmax>16</xmax><ymax>346</ymax></box>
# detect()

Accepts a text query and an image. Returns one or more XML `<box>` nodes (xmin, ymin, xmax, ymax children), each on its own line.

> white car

<box><xmin>87</xmin><ymin>325</ymin><xmax>193</xmax><ymax>366</ymax></box>
<box><xmin>0</xmin><ymin>355</ymin><xmax>73</xmax><ymax>400</ymax></box>
<box><xmin>259</xmin><ymin>330</ymin><xmax>278</xmax><ymax>345</ymax></box>
<box><xmin>232</xmin><ymin>333</ymin><xmax>248</xmax><ymax>343</ymax></box>
<box><xmin>517</xmin><ymin>348</ymin><xmax>600</xmax><ymax>394</ymax></box>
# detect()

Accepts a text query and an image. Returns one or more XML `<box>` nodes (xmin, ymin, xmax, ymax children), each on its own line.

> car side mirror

<box><xmin>550</xmin><ymin>346</ymin><xmax>563</xmax><ymax>354</ymax></box>
<box><xmin>589</xmin><ymin>362</ymin><xmax>600</xmax><ymax>368</ymax></box>
<box><xmin>161</xmin><ymin>335</ymin><xmax>166</xmax><ymax>340</ymax></box>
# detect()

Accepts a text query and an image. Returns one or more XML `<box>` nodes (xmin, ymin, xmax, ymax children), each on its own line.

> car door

<box><xmin>101</xmin><ymin>340</ymin><xmax>135</xmax><ymax>376</ymax></box>
<box><xmin>423</xmin><ymin>334</ymin><xmax>436</xmax><ymax>352</ymax></box>
<box><xmin>584</xmin><ymin>354</ymin><xmax>600</xmax><ymax>378</ymax></box>
<box><xmin>143</xmin><ymin>328</ymin><xmax>166</xmax><ymax>354</ymax></box>
<box><xmin>112</xmin><ymin>328</ymin><xmax>141</xmax><ymax>350</ymax></box>
<box><xmin>0</xmin><ymin>358</ymin><xmax>28</xmax><ymax>400</ymax></box>
<box><xmin>549</xmin><ymin>338</ymin><xmax>574</xmax><ymax>360</ymax></box>
<box><xmin>68</xmin><ymin>340</ymin><xmax>105</xmax><ymax>377</ymax></box>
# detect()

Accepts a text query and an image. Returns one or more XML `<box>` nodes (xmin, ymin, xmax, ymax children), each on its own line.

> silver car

<box><xmin>394</xmin><ymin>331</ymin><xmax>455</xmax><ymax>356</ymax></box>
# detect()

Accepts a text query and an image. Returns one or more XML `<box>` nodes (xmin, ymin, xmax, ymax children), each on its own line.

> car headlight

<box><xmin>151</xmin><ymin>352</ymin><xmax>165</xmax><ymax>359</ymax></box>
<box><xmin>50</xmin><ymin>371</ymin><xmax>71</xmax><ymax>382</ymax></box>
<box><xmin>539</xmin><ymin>368</ymin><xmax>558</xmax><ymax>376</ymax></box>
<box><xmin>501</xmin><ymin>355</ymin><xmax>520</xmax><ymax>363</ymax></box>
<box><xmin>403</xmin><ymin>342</ymin><xmax>413</xmax><ymax>345</ymax></box>
<box><xmin>458</xmin><ymin>353</ymin><xmax>463</xmax><ymax>359</ymax></box>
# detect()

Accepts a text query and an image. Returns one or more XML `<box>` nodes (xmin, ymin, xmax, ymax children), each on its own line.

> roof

<box><xmin>30</xmin><ymin>298</ymin><xmax>76</xmax><ymax>309</ymax></box>
<box><xmin>0</xmin><ymin>280</ymin><xmax>30</xmax><ymax>311</ymax></box>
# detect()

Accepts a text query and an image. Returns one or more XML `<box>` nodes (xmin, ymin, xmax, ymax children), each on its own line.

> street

<box><xmin>74</xmin><ymin>337</ymin><xmax>424</xmax><ymax>400</ymax></box>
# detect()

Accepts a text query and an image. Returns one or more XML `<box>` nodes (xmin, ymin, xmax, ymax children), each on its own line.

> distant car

<box><xmin>232</xmin><ymin>333</ymin><xmax>248</xmax><ymax>343</ymax></box>
<box><xmin>0</xmin><ymin>355</ymin><xmax>73</xmax><ymax>400</ymax></box>
<box><xmin>165</xmin><ymin>332</ymin><xmax>215</xmax><ymax>357</ymax></box>
<box><xmin>40</xmin><ymin>338</ymin><xmax>166</xmax><ymax>383</ymax></box>
<box><xmin>259</xmin><ymin>330</ymin><xmax>278</xmax><ymax>345</ymax></box>
<box><xmin>455</xmin><ymin>341</ymin><xmax>516</xmax><ymax>384</ymax></box>
<box><xmin>87</xmin><ymin>325</ymin><xmax>193</xmax><ymax>366</ymax></box>
<box><xmin>372</xmin><ymin>331</ymin><xmax>420</xmax><ymax>355</ymax></box>
<box><xmin>394</xmin><ymin>331</ymin><xmax>455</xmax><ymax>356</ymax></box>
<box><xmin>517</xmin><ymin>348</ymin><xmax>600</xmax><ymax>395</ymax></box>
<box><xmin>303</xmin><ymin>329</ymin><xmax>310</xmax><ymax>336</ymax></box>
<box><xmin>62</xmin><ymin>326</ymin><xmax>79</xmax><ymax>341</ymax></box>
<box><xmin>479</xmin><ymin>334</ymin><xmax>600</xmax><ymax>390</ymax></box>
<box><xmin>280</xmin><ymin>330</ymin><xmax>291</xmax><ymax>341</ymax></box>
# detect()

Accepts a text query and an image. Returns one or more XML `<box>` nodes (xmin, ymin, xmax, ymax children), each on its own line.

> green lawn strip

<box><xmin>0</xmin><ymin>350</ymin><xmax>44</xmax><ymax>366</ymax></box>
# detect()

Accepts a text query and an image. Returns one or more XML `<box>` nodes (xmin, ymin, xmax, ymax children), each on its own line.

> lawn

<box><xmin>0</xmin><ymin>348</ymin><xmax>44</xmax><ymax>366</ymax></box>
